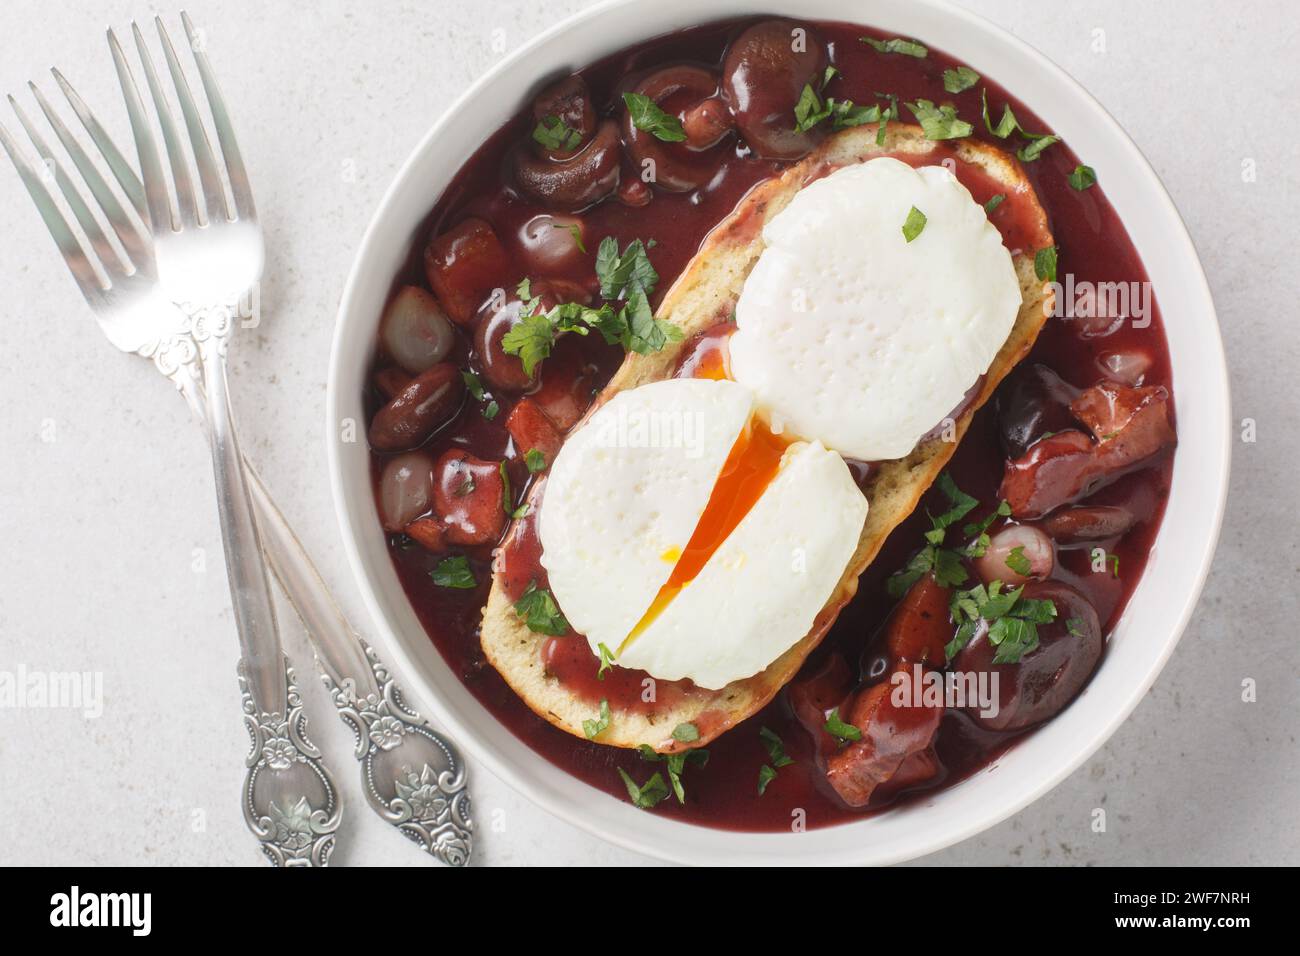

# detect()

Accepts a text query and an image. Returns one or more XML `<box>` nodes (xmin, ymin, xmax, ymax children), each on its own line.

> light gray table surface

<box><xmin>1</xmin><ymin>0</ymin><xmax>1295</xmax><ymax>866</ymax></box>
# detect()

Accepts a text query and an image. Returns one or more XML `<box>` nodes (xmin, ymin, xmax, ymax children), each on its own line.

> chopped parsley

<box><xmin>902</xmin><ymin>205</ymin><xmax>928</xmax><ymax>243</ymax></box>
<box><xmin>553</xmin><ymin>221</ymin><xmax>587</xmax><ymax>253</ymax></box>
<box><xmin>943</xmin><ymin>66</ymin><xmax>980</xmax><ymax>93</ymax></box>
<box><xmin>430</xmin><ymin>555</ymin><xmax>476</xmax><ymax>590</ymax></box>
<box><xmin>1004</xmin><ymin>545</ymin><xmax>1033</xmax><ymax>577</ymax></box>
<box><xmin>498</xmin><ymin>461</ymin><xmax>529</xmax><ymax>519</ymax></box>
<box><xmin>622</xmin><ymin>92</ymin><xmax>686</xmax><ymax>142</ymax></box>
<box><xmin>636</xmin><ymin>745</ymin><xmax>709</xmax><ymax>804</ymax></box>
<box><xmin>532</xmin><ymin>115</ymin><xmax>582</xmax><ymax>152</ymax></box>
<box><xmin>792</xmin><ymin>70</ymin><xmax>886</xmax><ymax>133</ymax></box>
<box><xmin>482</xmin><ymin>399</ymin><xmax>500</xmax><ymax>420</ymax></box>
<box><xmin>984</xmin><ymin>193</ymin><xmax>1006</xmax><ymax>214</ymax></box>
<box><xmin>907</xmin><ymin>99</ymin><xmax>973</xmax><ymax>140</ymax></box>
<box><xmin>596</xmin><ymin>236</ymin><xmax>657</xmax><ymax>299</ymax></box>
<box><xmin>461</xmin><ymin>369</ymin><xmax>486</xmax><ymax>402</ymax></box>
<box><xmin>980</xmin><ymin>89</ymin><xmax>1060</xmax><ymax>161</ymax></box>
<box><xmin>947</xmin><ymin>580</ymin><xmax>1058</xmax><ymax>663</ymax></box>
<box><xmin>793</xmin><ymin>82</ymin><xmax>832</xmax><ymax>132</ymax></box>
<box><xmin>757</xmin><ymin>764</ymin><xmax>778</xmax><ymax>795</ymax></box>
<box><xmin>860</xmin><ymin>36</ymin><xmax>928</xmax><ymax>57</ymax></box>
<box><xmin>617</xmin><ymin>768</ymin><xmax>670</xmax><ymax>809</ymax></box>
<box><xmin>525</xmin><ymin>448</ymin><xmax>547</xmax><ymax>473</ymax></box>
<box><xmin>500</xmin><ymin>283</ymin><xmax>601</xmax><ymax>377</ymax></box>
<box><xmin>1017</xmin><ymin>133</ymin><xmax>1060</xmax><ymax>162</ymax></box>
<box><xmin>512</xmin><ymin>580</ymin><xmax>568</xmax><ymax>635</ymax></box>
<box><xmin>760</xmin><ymin>726</ymin><xmax>795</xmax><ymax>768</ymax></box>
<box><xmin>596</xmin><ymin>642</ymin><xmax>616</xmax><ymax>679</ymax></box>
<box><xmin>1066</xmin><ymin>617</ymin><xmax>1086</xmax><ymax>637</ymax></box>
<box><xmin>886</xmin><ymin>473</ymin><xmax>979</xmax><ymax>597</ymax></box>
<box><xmin>1035</xmin><ymin>245</ymin><xmax>1058</xmax><ymax>282</ymax></box>
<box><xmin>1068</xmin><ymin>164</ymin><xmax>1097</xmax><ymax>190</ymax></box>
<box><xmin>962</xmin><ymin>500</ymin><xmax>1012</xmax><ymax>558</ymax></box>
<box><xmin>672</xmin><ymin>722</ymin><xmax>700</xmax><ymax>743</ymax></box>
<box><xmin>583</xmin><ymin>699</ymin><xmax>611</xmax><ymax>740</ymax></box>
<box><xmin>590</xmin><ymin>237</ymin><xmax>683</xmax><ymax>355</ymax></box>
<box><xmin>875</xmin><ymin>92</ymin><xmax>900</xmax><ymax>146</ymax></box>
<box><xmin>824</xmin><ymin>708</ymin><xmax>862</xmax><ymax>744</ymax></box>
<box><xmin>981</xmin><ymin>89</ymin><xmax>1020</xmax><ymax>138</ymax></box>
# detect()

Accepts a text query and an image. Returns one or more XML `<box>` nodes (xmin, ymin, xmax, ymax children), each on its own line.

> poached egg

<box><xmin>729</xmin><ymin>157</ymin><xmax>1020</xmax><ymax>461</ymax></box>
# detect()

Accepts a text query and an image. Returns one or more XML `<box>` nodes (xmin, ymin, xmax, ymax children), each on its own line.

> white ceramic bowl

<box><xmin>328</xmin><ymin>0</ymin><xmax>1229</xmax><ymax>864</ymax></box>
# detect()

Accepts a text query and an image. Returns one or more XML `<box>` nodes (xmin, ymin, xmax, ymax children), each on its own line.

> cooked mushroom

<box><xmin>721</xmin><ymin>18</ymin><xmax>828</xmax><ymax>159</ymax></box>
<box><xmin>622</xmin><ymin>65</ymin><xmax>729</xmax><ymax>193</ymax></box>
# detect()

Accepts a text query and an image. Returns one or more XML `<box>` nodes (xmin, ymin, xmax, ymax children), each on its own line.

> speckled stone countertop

<box><xmin>1</xmin><ymin>0</ymin><xmax>1295</xmax><ymax>866</ymax></box>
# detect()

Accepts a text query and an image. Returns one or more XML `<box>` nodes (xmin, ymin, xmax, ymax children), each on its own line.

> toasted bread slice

<box><xmin>480</xmin><ymin>123</ymin><xmax>1055</xmax><ymax>753</ymax></box>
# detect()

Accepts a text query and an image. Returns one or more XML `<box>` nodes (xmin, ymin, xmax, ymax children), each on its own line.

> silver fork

<box><xmin>1</xmin><ymin>14</ymin><xmax>471</xmax><ymax>865</ymax></box>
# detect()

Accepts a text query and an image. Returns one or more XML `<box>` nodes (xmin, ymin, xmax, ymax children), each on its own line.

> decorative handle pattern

<box><xmin>240</xmin><ymin>658</ymin><xmax>342</xmax><ymax>867</ymax></box>
<box><xmin>322</xmin><ymin>644</ymin><xmax>473</xmax><ymax>866</ymax></box>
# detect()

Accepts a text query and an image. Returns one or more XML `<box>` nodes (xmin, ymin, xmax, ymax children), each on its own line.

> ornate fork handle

<box><xmin>239</xmin><ymin>658</ymin><xmax>342</xmax><ymax>867</ymax></box>
<box><xmin>188</xmin><ymin>301</ymin><xmax>342</xmax><ymax>866</ymax></box>
<box><xmin>163</xmin><ymin>306</ymin><xmax>473</xmax><ymax>866</ymax></box>
<box><xmin>247</xmin><ymin>469</ymin><xmax>474</xmax><ymax>866</ymax></box>
<box><xmin>320</xmin><ymin>645</ymin><xmax>473</xmax><ymax>867</ymax></box>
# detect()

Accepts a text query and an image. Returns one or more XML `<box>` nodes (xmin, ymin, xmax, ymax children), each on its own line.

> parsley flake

<box><xmin>947</xmin><ymin>580</ymin><xmax>1059</xmax><ymax>663</ymax></box>
<box><xmin>532</xmin><ymin>115</ymin><xmax>582</xmax><ymax>152</ymax></box>
<box><xmin>617</xmin><ymin>767</ymin><xmax>671</xmax><ymax>809</ymax></box>
<box><xmin>461</xmin><ymin>369</ymin><xmax>486</xmax><ymax>402</ymax></box>
<box><xmin>637</xmin><ymin>745</ymin><xmax>709</xmax><ymax>804</ymax></box>
<box><xmin>860</xmin><ymin>36</ymin><xmax>928</xmax><ymax>57</ymax></box>
<box><xmin>1035</xmin><ymin>246</ymin><xmax>1058</xmax><ymax>282</ymax></box>
<box><xmin>513</xmin><ymin>580</ymin><xmax>568</xmax><ymax>635</ymax></box>
<box><xmin>525</xmin><ymin>448</ymin><xmax>547</xmax><ymax>473</ymax></box>
<box><xmin>760</xmin><ymin>726</ymin><xmax>795</xmax><ymax>768</ymax></box>
<box><xmin>430</xmin><ymin>555</ymin><xmax>476</xmax><ymax>590</ymax></box>
<box><xmin>596</xmin><ymin>642</ymin><xmax>616</xmax><ymax>679</ymax></box>
<box><xmin>672</xmin><ymin>722</ymin><xmax>700</xmax><ymax>743</ymax></box>
<box><xmin>1068</xmin><ymin>164</ymin><xmax>1097</xmax><ymax>190</ymax></box>
<box><xmin>943</xmin><ymin>66</ymin><xmax>980</xmax><ymax>93</ymax></box>
<box><xmin>583</xmin><ymin>699</ymin><xmax>611</xmax><ymax>740</ymax></box>
<box><xmin>1005</xmin><ymin>545</ymin><xmax>1032</xmax><ymax>577</ymax></box>
<box><xmin>907</xmin><ymin>99</ymin><xmax>973</xmax><ymax>140</ymax></box>
<box><xmin>902</xmin><ymin>205</ymin><xmax>928</xmax><ymax>242</ymax></box>
<box><xmin>824</xmin><ymin>708</ymin><xmax>863</xmax><ymax>744</ymax></box>
<box><xmin>622</xmin><ymin>92</ymin><xmax>686</xmax><ymax>142</ymax></box>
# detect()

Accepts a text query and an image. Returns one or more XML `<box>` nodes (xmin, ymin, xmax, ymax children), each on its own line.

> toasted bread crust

<box><xmin>480</xmin><ymin>124</ymin><xmax>1055</xmax><ymax>752</ymax></box>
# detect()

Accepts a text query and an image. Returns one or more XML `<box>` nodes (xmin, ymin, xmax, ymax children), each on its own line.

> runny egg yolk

<box><xmin>619</xmin><ymin>416</ymin><xmax>789</xmax><ymax>652</ymax></box>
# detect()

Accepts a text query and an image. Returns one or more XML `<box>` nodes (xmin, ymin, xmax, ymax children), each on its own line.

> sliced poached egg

<box><xmin>729</xmin><ymin>157</ymin><xmax>1020</xmax><ymax>460</ymax></box>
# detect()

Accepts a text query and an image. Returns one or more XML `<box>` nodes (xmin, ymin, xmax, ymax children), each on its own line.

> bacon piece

<box><xmin>404</xmin><ymin>516</ymin><xmax>449</xmax><ymax>554</ymax></box>
<box><xmin>432</xmin><ymin>450</ymin><xmax>507</xmax><ymax>546</ymax></box>
<box><xmin>506</xmin><ymin>397</ymin><xmax>564</xmax><ymax>465</ymax></box>
<box><xmin>814</xmin><ymin>575</ymin><xmax>952</xmax><ymax>807</ymax></box>
<box><xmin>423</xmin><ymin>218</ymin><xmax>512</xmax><ymax>326</ymax></box>
<box><xmin>824</xmin><ymin>663</ymin><xmax>944</xmax><ymax>808</ymax></box>
<box><xmin>1000</xmin><ymin>383</ymin><xmax>1175</xmax><ymax>518</ymax></box>
<box><xmin>884</xmin><ymin>573</ymin><xmax>952</xmax><ymax>667</ymax></box>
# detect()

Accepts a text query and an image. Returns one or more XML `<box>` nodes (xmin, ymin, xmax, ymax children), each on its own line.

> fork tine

<box><xmin>155</xmin><ymin>16</ymin><xmax>226</xmax><ymax>224</ymax></box>
<box><xmin>180</xmin><ymin>11</ymin><xmax>255</xmax><ymax>222</ymax></box>
<box><xmin>7</xmin><ymin>94</ymin><xmax>132</xmax><ymax>283</ymax></box>
<box><xmin>109</xmin><ymin>27</ymin><xmax>171</xmax><ymax>234</ymax></box>
<box><xmin>51</xmin><ymin>67</ymin><xmax>146</xmax><ymax>220</ymax></box>
<box><xmin>27</xmin><ymin>81</ymin><xmax>153</xmax><ymax>274</ymax></box>
<box><xmin>0</xmin><ymin>119</ymin><xmax>105</xmax><ymax>304</ymax></box>
<box><xmin>130</xmin><ymin>20</ymin><xmax>197</xmax><ymax>229</ymax></box>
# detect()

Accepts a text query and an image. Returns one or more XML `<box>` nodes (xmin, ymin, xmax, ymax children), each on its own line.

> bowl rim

<box><xmin>326</xmin><ymin>0</ymin><xmax>1230</xmax><ymax>865</ymax></box>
